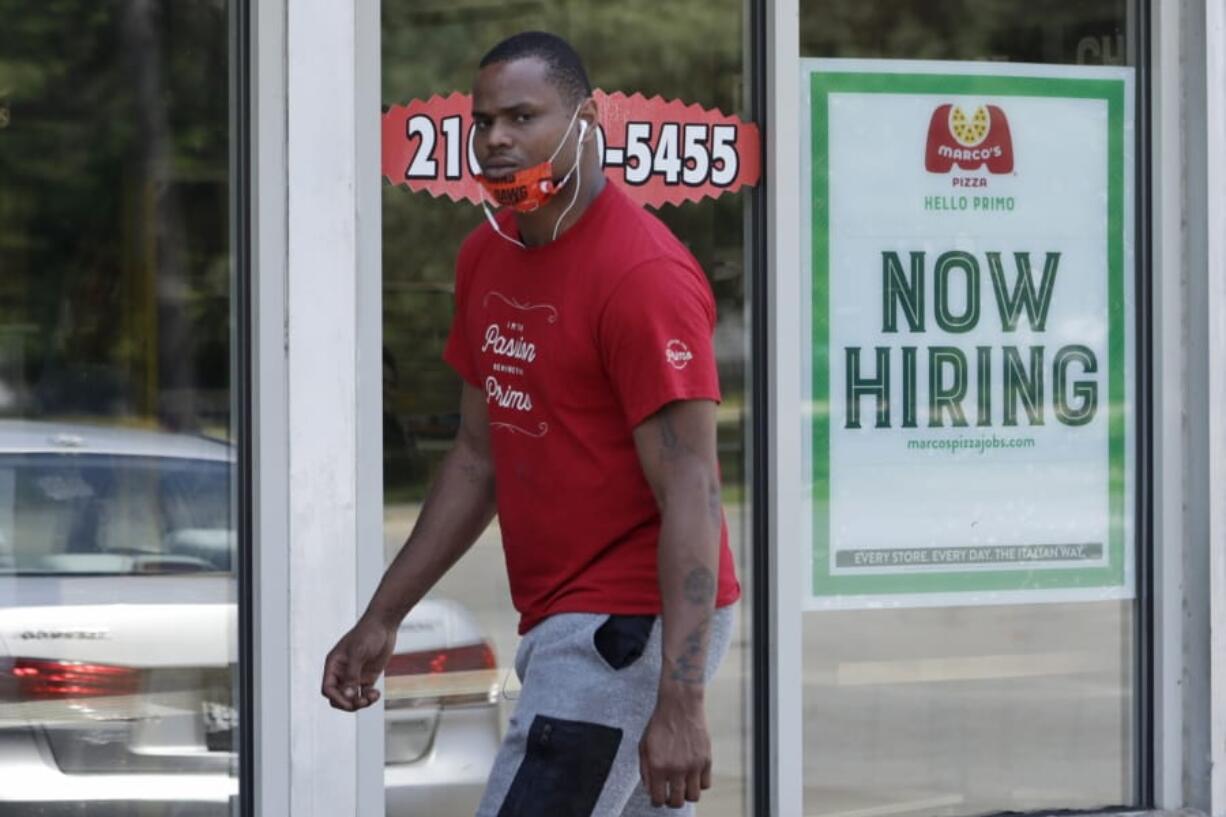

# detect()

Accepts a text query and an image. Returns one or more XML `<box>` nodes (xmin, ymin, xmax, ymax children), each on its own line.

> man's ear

<box><xmin>579</xmin><ymin>97</ymin><xmax>599</xmax><ymax>142</ymax></box>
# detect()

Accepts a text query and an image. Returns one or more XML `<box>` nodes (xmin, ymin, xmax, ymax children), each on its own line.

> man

<box><xmin>322</xmin><ymin>31</ymin><xmax>740</xmax><ymax>816</ymax></box>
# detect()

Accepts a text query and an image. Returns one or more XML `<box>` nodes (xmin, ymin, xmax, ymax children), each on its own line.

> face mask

<box><xmin>479</xmin><ymin>162</ymin><xmax>562</xmax><ymax>213</ymax></box>
<box><xmin>479</xmin><ymin>103</ymin><xmax>589</xmax><ymax>249</ymax></box>
<box><xmin>478</xmin><ymin>103</ymin><xmax>584</xmax><ymax>213</ymax></box>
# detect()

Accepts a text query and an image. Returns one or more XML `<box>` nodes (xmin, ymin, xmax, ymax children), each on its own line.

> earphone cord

<box><xmin>481</xmin><ymin>112</ymin><xmax>588</xmax><ymax>250</ymax></box>
<box><xmin>480</xmin><ymin>191</ymin><xmax>527</xmax><ymax>249</ymax></box>
<box><xmin>551</xmin><ymin>130</ymin><xmax>584</xmax><ymax>242</ymax></box>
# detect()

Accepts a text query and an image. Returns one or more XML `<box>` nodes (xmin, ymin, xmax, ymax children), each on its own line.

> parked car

<box><xmin>0</xmin><ymin>420</ymin><xmax>500</xmax><ymax>815</ymax></box>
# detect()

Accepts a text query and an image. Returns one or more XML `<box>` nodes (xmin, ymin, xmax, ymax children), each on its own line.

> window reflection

<box><xmin>382</xmin><ymin>2</ymin><xmax>755</xmax><ymax>814</ymax></box>
<box><xmin>0</xmin><ymin>2</ymin><xmax>239</xmax><ymax>813</ymax></box>
<box><xmin>800</xmin><ymin>0</ymin><xmax>1129</xmax><ymax>65</ymax></box>
<box><xmin>799</xmin><ymin>2</ymin><xmax>1137</xmax><ymax>814</ymax></box>
<box><xmin>0</xmin><ymin>450</ymin><xmax>231</xmax><ymax>575</ymax></box>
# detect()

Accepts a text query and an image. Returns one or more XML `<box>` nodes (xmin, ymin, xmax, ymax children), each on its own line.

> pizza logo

<box><xmin>665</xmin><ymin>339</ymin><xmax>693</xmax><ymax>370</ymax></box>
<box><xmin>924</xmin><ymin>104</ymin><xmax>1014</xmax><ymax>174</ymax></box>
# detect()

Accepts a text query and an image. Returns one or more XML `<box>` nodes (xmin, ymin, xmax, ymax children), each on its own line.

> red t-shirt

<box><xmin>443</xmin><ymin>182</ymin><xmax>741</xmax><ymax>633</ymax></box>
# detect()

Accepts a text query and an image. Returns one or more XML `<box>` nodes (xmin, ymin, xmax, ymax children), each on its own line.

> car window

<box><xmin>0</xmin><ymin>454</ymin><xmax>232</xmax><ymax>575</ymax></box>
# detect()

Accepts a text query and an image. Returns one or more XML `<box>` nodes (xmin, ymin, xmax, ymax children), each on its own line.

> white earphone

<box><xmin>550</xmin><ymin>118</ymin><xmax>588</xmax><ymax>242</ymax></box>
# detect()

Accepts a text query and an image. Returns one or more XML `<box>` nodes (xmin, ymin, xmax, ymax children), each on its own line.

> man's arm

<box><xmin>321</xmin><ymin>383</ymin><xmax>496</xmax><ymax>711</ymax></box>
<box><xmin>631</xmin><ymin>399</ymin><xmax>723</xmax><ymax>808</ymax></box>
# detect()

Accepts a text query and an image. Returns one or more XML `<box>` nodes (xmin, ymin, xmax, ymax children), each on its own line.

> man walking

<box><xmin>322</xmin><ymin>31</ymin><xmax>740</xmax><ymax>815</ymax></box>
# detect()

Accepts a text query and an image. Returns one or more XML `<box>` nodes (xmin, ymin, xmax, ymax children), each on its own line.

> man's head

<box><xmin>471</xmin><ymin>32</ymin><xmax>597</xmax><ymax>188</ymax></box>
<box><xmin>478</xmin><ymin>31</ymin><xmax>591</xmax><ymax>108</ymax></box>
<box><xmin>471</xmin><ymin>32</ymin><xmax>607</xmax><ymax>243</ymax></box>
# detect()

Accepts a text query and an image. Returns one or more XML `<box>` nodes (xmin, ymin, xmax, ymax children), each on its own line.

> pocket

<box><xmin>592</xmin><ymin>614</ymin><xmax>656</xmax><ymax>670</ymax></box>
<box><xmin>496</xmin><ymin>715</ymin><xmax>623</xmax><ymax>817</ymax></box>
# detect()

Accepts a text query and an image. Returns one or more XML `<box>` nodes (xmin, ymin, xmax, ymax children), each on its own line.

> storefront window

<box><xmin>381</xmin><ymin>3</ymin><xmax>756</xmax><ymax>814</ymax></box>
<box><xmin>798</xmin><ymin>2</ymin><xmax>1138</xmax><ymax>815</ymax></box>
<box><xmin>0</xmin><ymin>2</ymin><xmax>241</xmax><ymax>813</ymax></box>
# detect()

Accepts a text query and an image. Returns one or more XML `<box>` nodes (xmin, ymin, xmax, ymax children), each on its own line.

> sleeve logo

<box><xmin>665</xmin><ymin>339</ymin><xmax>694</xmax><ymax>370</ymax></box>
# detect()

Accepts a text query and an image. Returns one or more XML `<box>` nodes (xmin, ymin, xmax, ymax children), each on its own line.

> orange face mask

<box><xmin>477</xmin><ymin>103</ymin><xmax>585</xmax><ymax>215</ymax></box>
<box><xmin>478</xmin><ymin>162</ymin><xmax>562</xmax><ymax>213</ymax></box>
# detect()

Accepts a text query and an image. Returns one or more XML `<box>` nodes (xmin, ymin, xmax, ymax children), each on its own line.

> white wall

<box><xmin>767</xmin><ymin>0</ymin><xmax>803</xmax><ymax>813</ymax></box>
<box><xmin>254</xmin><ymin>0</ymin><xmax>384</xmax><ymax>814</ymax></box>
<box><xmin>1155</xmin><ymin>0</ymin><xmax>1224</xmax><ymax>811</ymax></box>
<box><xmin>1205</xmin><ymin>0</ymin><xmax>1226</xmax><ymax>810</ymax></box>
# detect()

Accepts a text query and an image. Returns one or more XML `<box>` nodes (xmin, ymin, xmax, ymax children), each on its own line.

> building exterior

<box><xmin>0</xmin><ymin>1</ymin><xmax>1223</xmax><ymax>815</ymax></box>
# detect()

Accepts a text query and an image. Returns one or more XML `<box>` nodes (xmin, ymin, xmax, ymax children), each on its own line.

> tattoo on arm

<box><xmin>707</xmin><ymin>482</ymin><xmax>722</xmax><ymax>525</ymax></box>
<box><xmin>669</xmin><ymin>618</ymin><xmax>710</xmax><ymax>686</ymax></box>
<box><xmin>458</xmin><ymin>459</ymin><xmax>487</xmax><ymax>485</ymax></box>
<box><xmin>683</xmin><ymin>567</ymin><xmax>717</xmax><ymax>605</ymax></box>
<box><xmin>659</xmin><ymin>412</ymin><xmax>681</xmax><ymax>460</ymax></box>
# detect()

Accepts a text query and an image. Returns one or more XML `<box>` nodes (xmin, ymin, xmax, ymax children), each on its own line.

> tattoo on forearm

<box><xmin>458</xmin><ymin>460</ymin><xmax>486</xmax><ymax>485</ymax></box>
<box><xmin>659</xmin><ymin>413</ymin><xmax>681</xmax><ymax>460</ymax></box>
<box><xmin>683</xmin><ymin>567</ymin><xmax>716</xmax><ymax>605</ymax></box>
<box><xmin>669</xmin><ymin>618</ymin><xmax>710</xmax><ymax>686</ymax></box>
<box><xmin>707</xmin><ymin>483</ymin><xmax>722</xmax><ymax>524</ymax></box>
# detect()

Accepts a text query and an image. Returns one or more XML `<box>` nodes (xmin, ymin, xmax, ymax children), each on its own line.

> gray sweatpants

<box><xmin>474</xmin><ymin>605</ymin><xmax>736</xmax><ymax>817</ymax></box>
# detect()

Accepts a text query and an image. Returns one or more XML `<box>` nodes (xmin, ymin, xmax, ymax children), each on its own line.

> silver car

<box><xmin>0</xmin><ymin>420</ymin><xmax>500</xmax><ymax>815</ymax></box>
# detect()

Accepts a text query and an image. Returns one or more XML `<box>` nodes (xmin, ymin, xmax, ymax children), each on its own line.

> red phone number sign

<box><xmin>382</xmin><ymin>90</ymin><xmax>761</xmax><ymax>209</ymax></box>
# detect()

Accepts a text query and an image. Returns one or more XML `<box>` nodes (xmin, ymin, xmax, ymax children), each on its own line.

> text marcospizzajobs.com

<box><xmin>906</xmin><ymin>434</ymin><xmax>1037</xmax><ymax>454</ymax></box>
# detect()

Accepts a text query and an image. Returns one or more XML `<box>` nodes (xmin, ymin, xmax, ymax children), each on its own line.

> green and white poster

<box><xmin>800</xmin><ymin>60</ymin><xmax>1135</xmax><ymax>610</ymax></box>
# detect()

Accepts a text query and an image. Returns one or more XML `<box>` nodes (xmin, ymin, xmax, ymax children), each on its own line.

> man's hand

<box><xmin>639</xmin><ymin>690</ymin><xmax>712</xmax><ymax>808</ymax></box>
<box><xmin>320</xmin><ymin>383</ymin><xmax>497</xmax><ymax>713</ymax></box>
<box><xmin>321</xmin><ymin>617</ymin><xmax>397</xmax><ymax>711</ymax></box>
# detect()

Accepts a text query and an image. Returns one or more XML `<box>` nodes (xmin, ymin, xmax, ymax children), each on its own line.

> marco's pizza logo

<box><xmin>924</xmin><ymin>104</ymin><xmax>1014</xmax><ymax>174</ymax></box>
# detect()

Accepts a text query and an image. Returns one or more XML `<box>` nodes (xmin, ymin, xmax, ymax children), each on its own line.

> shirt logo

<box><xmin>924</xmin><ymin>104</ymin><xmax>1014</xmax><ymax>174</ymax></box>
<box><xmin>665</xmin><ymin>339</ymin><xmax>694</xmax><ymax>370</ymax></box>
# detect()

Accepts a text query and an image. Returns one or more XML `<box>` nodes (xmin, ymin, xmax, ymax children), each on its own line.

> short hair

<box><xmin>479</xmin><ymin>31</ymin><xmax>592</xmax><ymax>106</ymax></box>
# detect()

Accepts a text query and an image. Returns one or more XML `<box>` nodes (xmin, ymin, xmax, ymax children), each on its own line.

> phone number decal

<box><xmin>382</xmin><ymin>90</ymin><xmax>761</xmax><ymax>209</ymax></box>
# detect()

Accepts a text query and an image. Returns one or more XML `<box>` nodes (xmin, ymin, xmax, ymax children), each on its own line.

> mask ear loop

<box><xmin>480</xmin><ymin>102</ymin><xmax>588</xmax><ymax>249</ymax></box>
<box><xmin>551</xmin><ymin>118</ymin><xmax>587</xmax><ymax>242</ymax></box>
<box><xmin>546</xmin><ymin>103</ymin><xmax>585</xmax><ymax>166</ymax></box>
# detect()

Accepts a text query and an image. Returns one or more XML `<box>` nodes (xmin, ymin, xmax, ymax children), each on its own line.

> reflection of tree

<box><xmin>122</xmin><ymin>0</ymin><xmax>195</xmax><ymax>431</ymax></box>
<box><xmin>0</xmin><ymin>1</ymin><xmax>230</xmax><ymax>430</ymax></box>
<box><xmin>379</xmin><ymin>0</ymin><xmax>1133</xmax><ymax>498</ymax></box>
<box><xmin>798</xmin><ymin>0</ymin><xmax>1128</xmax><ymax>63</ymax></box>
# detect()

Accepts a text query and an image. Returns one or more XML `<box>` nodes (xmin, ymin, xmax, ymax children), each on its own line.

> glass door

<box><xmin>794</xmin><ymin>2</ymin><xmax>1144</xmax><ymax>815</ymax></box>
<box><xmin>0</xmin><ymin>2</ymin><xmax>246</xmax><ymax>814</ymax></box>
<box><xmin>378</xmin><ymin>2</ymin><xmax>762</xmax><ymax>814</ymax></box>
